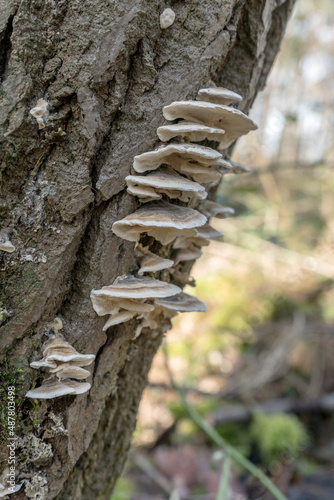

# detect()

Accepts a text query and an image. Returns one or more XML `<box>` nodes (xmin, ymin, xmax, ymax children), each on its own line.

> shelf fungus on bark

<box><xmin>29</xmin><ymin>98</ymin><xmax>49</xmax><ymax>129</ymax></box>
<box><xmin>91</xmin><ymin>275</ymin><xmax>181</xmax><ymax>331</ymax></box>
<box><xmin>162</xmin><ymin>101</ymin><xmax>257</xmax><ymax>149</ymax></box>
<box><xmin>0</xmin><ymin>233</ymin><xmax>15</xmax><ymax>253</ymax></box>
<box><xmin>26</xmin><ymin>379</ymin><xmax>91</xmax><ymax>399</ymax></box>
<box><xmin>156</xmin><ymin>292</ymin><xmax>207</xmax><ymax>313</ymax></box>
<box><xmin>197</xmin><ymin>87</ymin><xmax>242</xmax><ymax>106</ymax></box>
<box><xmin>26</xmin><ymin>336</ymin><xmax>95</xmax><ymax>399</ymax></box>
<box><xmin>0</xmin><ymin>240</ymin><xmax>15</xmax><ymax>253</ymax></box>
<box><xmin>133</xmin><ymin>143</ymin><xmax>222</xmax><ymax>173</ymax></box>
<box><xmin>135</xmin><ymin>246</ymin><xmax>174</xmax><ymax>275</ymax></box>
<box><xmin>173</xmin><ymin>247</ymin><xmax>202</xmax><ymax>265</ymax></box>
<box><xmin>112</xmin><ymin>200</ymin><xmax>207</xmax><ymax>245</ymax></box>
<box><xmin>230</xmin><ymin>161</ymin><xmax>251</xmax><ymax>174</ymax></box>
<box><xmin>126</xmin><ymin>167</ymin><xmax>207</xmax><ymax>202</ymax></box>
<box><xmin>197</xmin><ymin>200</ymin><xmax>235</xmax><ymax>220</ymax></box>
<box><xmin>157</xmin><ymin>122</ymin><xmax>226</xmax><ymax>143</ymax></box>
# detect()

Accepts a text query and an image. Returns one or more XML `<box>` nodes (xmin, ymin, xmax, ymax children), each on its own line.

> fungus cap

<box><xmin>157</xmin><ymin>122</ymin><xmax>226</xmax><ymax>143</ymax></box>
<box><xmin>25</xmin><ymin>380</ymin><xmax>77</xmax><ymax>399</ymax></box>
<box><xmin>197</xmin><ymin>87</ymin><xmax>242</xmax><ymax>105</ymax></box>
<box><xmin>173</xmin><ymin>236</ymin><xmax>209</xmax><ymax>249</ymax></box>
<box><xmin>174</xmin><ymin>247</ymin><xmax>202</xmax><ymax>264</ymax></box>
<box><xmin>195</xmin><ymin>223</ymin><xmax>223</xmax><ymax>240</ymax></box>
<box><xmin>172</xmin><ymin>162</ymin><xmax>221</xmax><ymax>184</ymax></box>
<box><xmin>91</xmin><ymin>275</ymin><xmax>181</xmax><ymax>301</ymax></box>
<box><xmin>112</xmin><ymin>200</ymin><xmax>207</xmax><ymax>245</ymax></box>
<box><xmin>157</xmin><ymin>292</ymin><xmax>207</xmax><ymax>312</ymax></box>
<box><xmin>137</xmin><ymin>252</ymin><xmax>174</xmax><ymax>275</ymax></box>
<box><xmin>103</xmin><ymin>310</ymin><xmax>136</xmax><ymax>331</ymax></box>
<box><xmin>230</xmin><ymin>162</ymin><xmax>251</xmax><ymax>174</ymax></box>
<box><xmin>133</xmin><ymin>143</ymin><xmax>222</xmax><ymax>173</ymax></box>
<box><xmin>64</xmin><ymin>380</ymin><xmax>91</xmax><ymax>395</ymax></box>
<box><xmin>163</xmin><ymin>101</ymin><xmax>257</xmax><ymax>148</ymax></box>
<box><xmin>198</xmin><ymin>200</ymin><xmax>235</xmax><ymax>219</ymax></box>
<box><xmin>126</xmin><ymin>168</ymin><xmax>207</xmax><ymax>202</ymax></box>
<box><xmin>50</xmin><ymin>365</ymin><xmax>91</xmax><ymax>380</ymax></box>
<box><xmin>0</xmin><ymin>240</ymin><xmax>15</xmax><ymax>253</ymax></box>
<box><xmin>40</xmin><ymin>337</ymin><xmax>95</xmax><ymax>366</ymax></box>
<box><xmin>126</xmin><ymin>183</ymin><xmax>161</xmax><ymax>201</ymax></box>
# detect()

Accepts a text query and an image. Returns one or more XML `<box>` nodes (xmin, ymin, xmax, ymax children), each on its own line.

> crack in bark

<box><xmin>0</xmin><ymin>9</ymin><xmax>17</xmax><ymax>80</ymax></box>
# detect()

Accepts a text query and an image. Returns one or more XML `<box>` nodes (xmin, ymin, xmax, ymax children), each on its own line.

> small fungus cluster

<box><xmin>91</xmin><ymin>87</ymin><xmax>257</xmax><ymax>336</ymax></box>
<box><xmin>26</xmin><ymin>323</ymin><xmax>95</xmax><ymax>399</ymax></box>
<box><xmin>29</xmin><ymin>99</ymin><xmax>49</xmax><ymax>129</ymax></box>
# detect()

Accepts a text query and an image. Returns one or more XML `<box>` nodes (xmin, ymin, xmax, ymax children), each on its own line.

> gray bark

<box><xmin>0</xmin><ymin>0</ymin><xmax>295</xmax><ymax>498</ymax></box>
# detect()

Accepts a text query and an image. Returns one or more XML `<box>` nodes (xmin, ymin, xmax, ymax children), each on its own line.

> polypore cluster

<box><xmin>91</xmin><ymin>87</ymin><xmax>257</xmax><ymax>335</ymax></box>
<box><xmin>26</xmin><ymin>331</ymin><xmax>95</xmax><ymax>399</ymax></box>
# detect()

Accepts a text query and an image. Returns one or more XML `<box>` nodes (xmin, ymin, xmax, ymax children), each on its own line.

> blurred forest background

<box><xmin>113</xmin><ymin>1</ymin><xmax>334</xmax><ymax>498</ymax></box>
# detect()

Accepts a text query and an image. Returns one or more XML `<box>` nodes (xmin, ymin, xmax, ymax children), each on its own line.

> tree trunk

<box><xmin>0</xmin><ymin>0</ymin><xmax>295</xmax><ymax>498</ymax></box>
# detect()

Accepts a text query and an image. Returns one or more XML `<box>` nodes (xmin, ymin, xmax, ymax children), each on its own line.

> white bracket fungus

<box><xmin>160</xmin><ymin>8</ymin><xmax>175</xmax><ymax>29</ymax></box>
<box><xmin>26</xmin><ymin>335</ymin><xmax>95</xmax><ymax>399</ymax></box>
<box><xmin>0</xmin><ymin>233</ymin><xmax>15</xmax><ymax>253</ymax></box>
<box><xmin>197</xmin><ymin>87</ymin><xmax>242</xmax><ymax>106</ymax></box>
<box><xmin>197</xmin><ymin>200</ymin><xmax>235</xmax><ymax>220</ymax></box>
<box><xmin>136</xmin><ymin>245</ymin><xmax>174</xmax><ymax>275</ymax></box>
<box><xmin>156</xmin><ymin>292</ymin><xmax>207</xmax><ymax>313</ymax></box>
<box><xmin>112</xmin><ymin>200</ymin><xmax>207</xmax><ymax>245</ymax></box>
<box><xmin>126</xmin><ymin>167</ymin><xmax>207</xmax><ymax>203</ymax></box>
<box><xmin>157</xmin><ymin>122</ymin><xmax>226</xmax><ymax>143</ymax></box>
<box><xmin>133</xmin><ymin>143</ymin><xmax>222</xmax><ymax>173</ymax></box>
<box><xmin>163</xmin><ymin>101</ymin><xmax>257</xmax><ymax>149</ymax></box>
<box><xmin>29</xmin><ymin>99</ymin><xmax>49</xmax><ymax>129</ymax></box>
<box><xmin>0</xmin><ymin>240</ymin><xmax>15</xmax><ymax>253</ymax></box>
<box><xmin>91</xmin><ymin>275</ymin><xmax>181</xmax><ymax>331</ymax></box>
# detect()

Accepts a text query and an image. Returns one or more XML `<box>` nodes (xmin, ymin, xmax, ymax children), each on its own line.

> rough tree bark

<box><xmin>0</xmin><ymin>1</ymin><xmax>296</xmax><ymax>499</ymax></box>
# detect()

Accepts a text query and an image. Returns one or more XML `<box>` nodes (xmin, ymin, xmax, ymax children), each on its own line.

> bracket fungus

<box><xmin>26</xmin><ymin>336</ymin><xmax>95</xmax><ymax>399</ymax></box>
<box><xmin>156</xmin><ymin>292</ymin><xmax>207</xmax><ymax>313</ymax></box>
<box><xmin>112</xmin><ymin>200</ymin><xmax>207</xmax><ymax>245</ymax></box>
<box><xmin>91</xmin><ymin>275</ymin><xmax>181</xmax><ymax>331</ymax></box>
<box><xmin>133</xmin><ymin>143</ymin><xmax>222</xmax><ymax>173</ymax></box>
<box><xmin>230</xmin><ymin>161</ymin><xmax>251</xmax><ymax>174</ymax></box>
<box><xmin>136</xmin><ymin>246</ymin><xmax>174</xmax><ymax>275</ymax></box>
<box><xmin>172</xmin><ymin>162</ymin><xmax>221</xmax><ymax>184</ymax></box>
<box><xmin>197</xmin><ymin>200</ymin><xmax>235</xmax><ymax>219</ymax></box>
<box><xmin>26</xmin><ymin>379</ymin><xmax>91</xmax><ymax>399</ymax></box>
<box><xmin>160</xmin><ymin>8</ymin><xmax>175</xmax><ymax>29</ymax></box>
<box><xmin>157</xmin><ymin>122</ymin><xmax>226</xmax><ymax>143</ymax></box>
<box><xmin>0</xmin><ymin>240</ymin><xmax>15</xmax><ymax>253</ymax></box>
<box><xmin>197</xmin><ymin>87</ymin><xmax>242</xmax><ymax>106</ymax></box>
<box><xmin>195</xmin><ymin>223</ymin><xmax>223</xmax><ymax>240</ymax></box>
<box><xmin>29</xmin><ymin>98</ymin><xmax>49</xmax><ymax>129</ymax></box>
<box><xmin>126</xmin><ymin>167</ymin><xmax>207</xmax><ymax>203</ymax></box>
<box><xmin>163</xmin><ymin>101</ymin><xmax>257</xmax><ymax>149</ymax></box>
<box><xmin>174</xmin><ymin>247</ymin><xmax>202</xmax><ymax>265</ymax></box>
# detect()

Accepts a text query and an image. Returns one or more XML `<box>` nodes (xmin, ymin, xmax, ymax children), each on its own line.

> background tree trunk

<box><xmin>0</xmin><ymin>0</ymin><xmax>295</xmax><ymax>498</ymax></box>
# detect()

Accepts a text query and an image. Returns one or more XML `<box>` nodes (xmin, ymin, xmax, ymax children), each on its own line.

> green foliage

<box><xmin>110</xmin><ymin>477</ymin><xmax>132</xmax><ymax>500</ymax></box>
<box><xmin>250</xmin><ymin>412</ymin><xmax>309</xmax><ymax>465</ymax></box>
